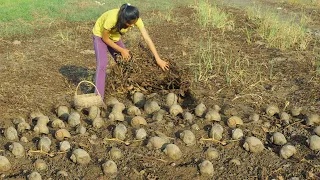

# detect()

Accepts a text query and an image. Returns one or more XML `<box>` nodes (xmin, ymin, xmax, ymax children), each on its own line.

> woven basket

<box><xmin>73</xmin><ymin>81</ymin><xmax>105</xmax><ymax>109</ymax></box>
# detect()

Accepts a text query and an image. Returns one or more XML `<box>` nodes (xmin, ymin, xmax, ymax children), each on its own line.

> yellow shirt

<box><xmin>92</xmin><ymin>8</ymin><xmax>144</xmax><ymax>42</ymax></box>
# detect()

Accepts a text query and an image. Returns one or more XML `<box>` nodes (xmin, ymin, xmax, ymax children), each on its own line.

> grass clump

<box><xmin>192</xmin><ymin>33</ymin><xmax>259</xmax><ymax>87</ymax></box>
<box><xmin>316</xmin><ymin>54</ymin><xmax>320</xmax><ymax>75</ymax></box>
<box><xmin>285</xmin><ymin>0</ymin><xmax>320</xmax><ymax>7</ymax></box>
<box><xmin>193</xmin><ymin>0</ymin><xmax>234</xmax><ymax>30</ymax></box>
<box><xmin>246</xmin><ymin>6</ymin><xmax>312</xmax><ymax>50</ymax></box>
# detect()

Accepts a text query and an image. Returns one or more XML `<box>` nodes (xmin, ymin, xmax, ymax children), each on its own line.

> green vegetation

<box><xmin>1</xmin><ymin>0</ymin><xmax>106</xmax><ymax>36</ymax></box>
<box><xmin>192</xmin><ymin>1</ymin><xmax>260</xmax><ymax>85</ymax></box>
<box><xmin>0</xmin><ymin>0</ymin><xmax>193</xmax><ymax>36</ymax></box>
<box><xmin>246</xmin><ymin>6</ymin><xmax>312</xmax><ymax>50</ymax></box>
<box><xmin>316</xmin><ymin>54</ymin><xmax>320</xmax><ymax>75</ymax></box>
<box><xmin>193</xmin><ymin>0</ymin><xmax>234</xmax><ymax>30</ymax></box>
<box><xmin>193</xmin><ymin>35</ymin><xmax>216</xmax><ymax>82</ymax></box>
<box><xmin>285</xmin><ymin>0</ymin><xmax>320</xmax><ymax>7</ymax></box>
<box><xmin>192</xmin><ymin>33</ymin><xmax>257</xmax><ymax>86</ymax></box>
<box><xmin>245</xmin><ymin>27</ymin><xmax>254</xmax><ymax>44</ymax></box>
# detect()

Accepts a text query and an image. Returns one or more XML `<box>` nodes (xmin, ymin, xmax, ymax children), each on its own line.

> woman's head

<box><xmin>112</xmin><ymin>4</ymin><xmax>140</xmax><ymax>34</ymax></box>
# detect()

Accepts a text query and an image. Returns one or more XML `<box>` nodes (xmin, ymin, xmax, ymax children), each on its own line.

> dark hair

<box><xmin>112</xmin><ymin>4</ymin><xmax>139</xmax><ymax>34</ymax></box>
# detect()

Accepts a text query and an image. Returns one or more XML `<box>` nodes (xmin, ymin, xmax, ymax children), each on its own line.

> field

<box><xmin>0</xmin><ymin>0</ymin><xmax>320</xmax><ymax>179</ymax></box>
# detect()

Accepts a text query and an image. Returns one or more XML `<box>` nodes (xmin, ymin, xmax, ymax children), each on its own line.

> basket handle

<box><xmin>75</xmin><ymin>80</ymin><xmax>101</xmax><ymax>97</ymax></box>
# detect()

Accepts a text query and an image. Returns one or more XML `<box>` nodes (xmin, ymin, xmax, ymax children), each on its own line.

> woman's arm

<box><xmin>139</xmin><ymin>27</ymin><xmax>169</xmax><ymax>70</ymax></box>
<box><xmin>102</xmin><ymin>29</ymin><xmax>131</xmax><ymax>59</ymax></box>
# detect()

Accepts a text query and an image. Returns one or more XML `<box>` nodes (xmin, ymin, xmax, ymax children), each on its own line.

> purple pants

<box><xmin>92</xmin><ymin>35</ymin><xmax>125</xmax><ymax>99</ymax></box>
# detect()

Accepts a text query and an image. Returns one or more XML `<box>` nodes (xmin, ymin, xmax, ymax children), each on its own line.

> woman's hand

<box><xmin>121</xmin><ymin>48</ymin><xmax>131</xmax><ymax>61</ymax></box>
<box><xmin>139</xmin><ymin>27</ymin><xmax>169</xmax><ymax>71</ymax></box>
<box><xmin>156</xmin><ymin>59</ymin><xmax>169</xmax><ymax>71</ymax></box>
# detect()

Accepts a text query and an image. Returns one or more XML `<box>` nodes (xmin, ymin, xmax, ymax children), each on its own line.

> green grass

<box><xmin>193</xmin><ymin>35</ymin><xmax>216</xmax><ymax>82</ymax></box>
<box><xmin>0</xmin><ymin>0</ymin><xmax>193</xmax><ymax>37</ymax></box>
<box><xmin>192</xmin><ymin>33</ymin><xmax>256</xmax><ymax>86</ymax></box>
<box><xmin>246</xmin><ymin>5</ymin><xmax>312</xmax><ymax>50</ymax></box>
<box><xmin>193</xmin><ymin>0</ymin><xmax>234</xmax><ymax>30</ymax></box>
<box><xmin>245</xmin><ymin>27</ymin><xmax>254</xmax><ymax>44</ymax></box>
<box><xmin>0</xmin><ymin>0</ymin><xmax>105</xmax><ymax>36</ymax></box>
<box><xmin>0</xmin><ymin>0</ymin><xmax>123</xmax><ymax>22</ymax></box>
<box><xmin>284</xmin><ymin>0</ymin><xmax>320</xmax><ymax>7</ymax></box>
<box><xmin>191</xmin><ymin>1</ymin><xmax>239</xmax><ymax>85</ymax></box>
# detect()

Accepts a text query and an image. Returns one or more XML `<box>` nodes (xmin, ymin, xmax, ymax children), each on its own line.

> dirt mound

<box><xmin>106</xmin><ymin>41</ymin><xmax>190</xmax><ymax>95</ymax></box>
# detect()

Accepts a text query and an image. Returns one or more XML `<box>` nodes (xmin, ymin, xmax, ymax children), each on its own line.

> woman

<box><xmin>92</xmin><ymin>3</ymin><xmax>169</xmax><ymax>98</ymax></box>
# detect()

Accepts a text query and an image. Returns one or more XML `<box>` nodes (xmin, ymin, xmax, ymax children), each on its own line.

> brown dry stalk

<box><xmin>155</xmin><ymin>131</ymin><xmax>175</xmax><ymax>140</ymax></box>
<box><xmin>200</xmin><ymin>137</ymin><xmax>240</xmax><ymax>145</ymax></box>
<box><xmin>79</xmin><ymin>143</ymin><xmax>89</xmax><ymax>148</ymax></box>
<box><xmin>232</xmin><ymin>93</ymin><xmax>263</xmax><ymax>101</ymax></box>
<box><xmin>283</xmin><ymin>101</ymin><xmax>290</xmax><ymax>111</ymax></box>
<box><xmin>28</xmin><ymin>149</ymin><xmax>67</xmax><ymax>157</ymax></box>
<box><xmin>284</xmin><ymin>120</ymin><xmax>304</xmax><ymax>129</ymax></box>
<box><xmin>261</xmin><ymin>126</ymin><xmax>273</xmax><ymax>133</ymax></box>
<box><xmin>104</xmin><ymin>138</ymin><xmax>130</xmax><ymax>145</ymax></box>
<box><xmin>300</xmin><ymin>158</ymin><xmax>320</xmax><ymax>168</ymax></box>
<box><xmin>28</xmin><ymin>145</ymin><xmax>67</xmax><ymax>157</ymax></box>
<box><xmin>134</xmin><ymin>153</ymin><xmax>168</xmax><ymax>163</ymax></box>
<box><xmin>28</xmin><ymin>149</ymin><xmax>55</xmax><ymax>157</ymax></box>
<box><xmin>103</xmin><ymin>138</ymin><xmax>143</xmax><ymax>146</ymax></box>
<box><xmin>272</xmin><ymin>167</ymin><xmax>283</xmax><ymax>173</ymax></box>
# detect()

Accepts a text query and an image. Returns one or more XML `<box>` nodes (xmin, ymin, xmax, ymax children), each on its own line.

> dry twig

<box><xmin>103</xmin><ymin>138</ymin><xmax>143</xmax><ymax>146</ymax></box>
<box><xmin>28</xmin><ymin>146</ymin><xmax>67</xmax><ymax>157</ymax></box>
<box><xmin>300</xmin><ymin>158</ymin><xmax>320</xmax><ymax>168</ymax></box>
<box><xmin>28</xmin><ymin>150</ymin><xmax>67</xmax><ymax>157</ymax></box>
<box><xmin>261</xmin><ymin>126</ymin><xmax>274</xmax><ymax>133</ymax></box>
<box><xmin>104</xmin><ymin>138</ymin><xmax>130</xmax><ymax>145</ymax></box>
<box><xmin>284</xmin><ymin>120</ymin><xmax>304</xmax><ymax>129</ymax></box>
<box><xmin>272</xmin><ymin>167</ymin><xmax>283</xmax><ymax>174</ymax></box>
<box><xmin>232</xmin><ymin>93</ymin><xmax>263</xmax><ymax>101</ymax></box>
<box><xmin>200</xmin><ymin>137</ymin><xmax>240</xmax><ymax>145</ymax></box>
<box><xmin>134</xmin><ymin>153</ymin><xmax>168</xmax><ymax>163</ymax></box>
<box><xmin>283</xmin><ymin>101</ymin><xmax>290</xmax><ymax>111</ymax></box>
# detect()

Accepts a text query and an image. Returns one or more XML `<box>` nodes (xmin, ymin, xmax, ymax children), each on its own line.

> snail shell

<box><xmin>55</xmin><ymin>129</ymin><xmax>71</xmax><ymax>141</ymax></box>
<box><xmin>131</xmin><ymin>116</ymin><xmax>147</xmax><ymax>127</ymax></box>
<box><xmin>266</xmin><ymin>105</ymin><xmax>280</xmax><ymax>116</ymax></box>
<box><xmin>169</xmin><ymin>104</ymin><xmax>183</xmax><ymax>116</ymax></box>
<box><xmin>227</xmin><ymin>116</ymin><xmax>243</xmax><ymax>128</ymax></box>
